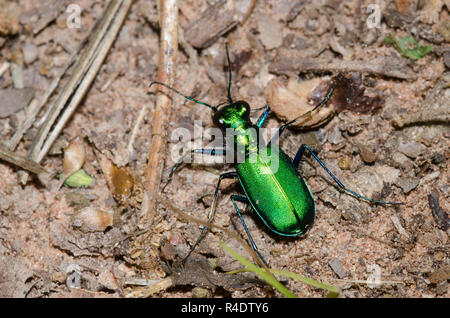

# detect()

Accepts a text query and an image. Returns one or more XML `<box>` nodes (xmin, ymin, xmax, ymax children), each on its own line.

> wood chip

<box><xmin>390</xmin><ymin>215</ymin><xmax>410</xmax><ymax>239</ymax></box>
<box><xmin>184</xmin><ymin>0</ymin><xmax>238</xmax><ymax>49</ymax></box>
<box><xmin>428</xmin><ymin>191</ymin><xmax>450</xmax><ymax>231</ymax></box>
<box><xmin>328</xmin><ymin>258</ymin><xmax>347</xmax><ymax>279</ymax></box>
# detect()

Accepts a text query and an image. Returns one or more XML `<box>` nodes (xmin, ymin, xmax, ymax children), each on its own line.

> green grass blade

<box><xmin>269</xmin><ymin>269</ymin><xmax>340</xmax><ymax>298</ymax></box>
<box><xmin>218</xmin><ymin>241</ymin><xmax>297</xmax><ymax>298</ymax></box>
<box><xmin>221</xmin><ymin>241</ymin><xmax>340</xmax><ymax>298</ymax></box>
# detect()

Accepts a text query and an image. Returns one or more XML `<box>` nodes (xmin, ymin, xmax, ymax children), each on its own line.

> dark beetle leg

<box><xmin>183</xmin><ymin>171</ymin><xmax>238</xmax><ymax>263</ymax></box>
<box><xmin>293</xmin><ymin>144</ymin><xmax>403</xmax><ymax>205</ymax></box>
<box><xmin>162</xmin><ymin>148</ymin><xmax>227</xmax><ymax>192</ymax></box>
<box><xmin>231</xmin><ymin>194</ymin><xmax>268</xmax><ymax>266</ymax></box>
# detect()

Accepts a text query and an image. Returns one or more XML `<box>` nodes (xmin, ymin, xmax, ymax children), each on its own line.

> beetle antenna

<box><xmin>149</xmin><ymin>81</ymin><xmax>218</xmax><ymax>112</ymax></box>
<box><xmin>225</xmin><ymin>44</ymin><xmax>233</xmax><ymax>104</ymax></box>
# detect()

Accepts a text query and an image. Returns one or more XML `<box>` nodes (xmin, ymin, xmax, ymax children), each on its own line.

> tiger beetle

<box><xmin>150</xmin><ymin>45</ymin><xmax>403</xmax><ymax>266</ymax></box>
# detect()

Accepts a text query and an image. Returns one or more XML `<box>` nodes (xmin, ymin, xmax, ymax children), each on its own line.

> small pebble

<box><xmin>384</xmin><ymin>9</ymin><xmax>412</xmax><ymax>28</ymax></box>
<box><xmin>65</xmin><ymin>192</ymin><xmax>90</xmax><ymax>210</ymax></box>
<box><xmin>398</xmin><ymin>142</ymin><xmax>427</xmax><ymax>158</ymax></box>
<box><xmin>434</xmin><ymin>251</ymin><xmax>445</xmax><ymax>262</ymax></box>
<box><xmin>437</xmin><ymin>20</ymin><xmax>450</xmax><ymax>43</ymax></box>
<box><xmin>394</xmin><ymin>176</ymin><xmax>419</xmax><ymax>194</ymax></box>
<box><xmin>358</xmin><ymin>143</ymin><xmax>376</xmax><ymax>164</ymax></box>
<box><xmin>98</xmin><ymin>270</ymin><xmax>117</xmax><ymax>291</ymax></box>
<box><xmin>338</xmin><ymin>155</ymin><xmax>352</xmax><ymax>170</ymax></box>
<box><xmin>328</xmin><ymin>126</ymin><xmax>344</xmax><ymax>145</ymax></box>
<box><xmin>444</xmin><ymin>51</ymin><xmax>450</xmax><ymax>69</ymax></box>
<box><xmin>39</xmin><ymin>55</ymin><xmax>53</xmax><ymax>76</ymax></box>
<box><xmin>192</xmin><ymin>286</ymin><xmax>211</xmax><ymax>298</ymax></box>
<box><xmin>392</xmin><ymin>151</ymin><xmax>414</xmax><ymax>170</ymax></box>
<box><xmin>431</xmin><ymin>152</ymin><xmax>445</xmax><ymax>165</ymax></box>
<box><xmin>51</xmin><ymin>271</ymin><xmax>66</xmax><ymax>284</ymax></box>
<box><xmin>10</xmin><ymin>49</ymin><xmax>24</xmax><ymax>67</ymax></box>
<box><xmin>328</xmin><ymin>258</ymin><xmax>347</xmax><ymax>279</ymax></box>
<box><xmin>257</xmin><ymin>14</ymin><xmax>283</xmax><ymax>50</ymax></box>
<box><xmin>0</xmin><ymin>6</ymin><xmax>20</xmax><ymax>35</ymax></box>
<box><xmin>66</xmin><ymin>264</ymin><xmax>82</xmax><ymax>290</ymax></box>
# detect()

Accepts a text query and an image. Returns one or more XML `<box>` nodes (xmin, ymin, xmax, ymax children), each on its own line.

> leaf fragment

<box><xmin>384</xmin><ymin>34</ymin><xmax>433</xmax><ymax>60</ymax></box>
<box><xmin>58</xmin><ymin>138</ymin><xmax>86</xmax><ymax>189</ymax></box>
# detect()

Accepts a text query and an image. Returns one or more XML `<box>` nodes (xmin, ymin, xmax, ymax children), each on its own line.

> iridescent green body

<box><xmin>214</xmin><ymin>101</ymin><xmax>315</xmax><ymax>236</ymax></box>
<box><xmin>237</xmin><ymin>146</ymin><xmax>314</xmax><ymax>236</ymax></box>
<box><xmin>153</xmin><ymin>52</ymin><xmax>401</xmax><ymax>264</ymax></box>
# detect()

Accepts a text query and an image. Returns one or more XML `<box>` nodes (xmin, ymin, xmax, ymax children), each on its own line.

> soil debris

<box><xmin>428</xmin><ymin>191</ymin><xmax>450</xmax><ymax>231</ymax></box>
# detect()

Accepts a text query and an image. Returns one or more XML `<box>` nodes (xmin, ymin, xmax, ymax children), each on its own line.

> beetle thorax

<box><xmin>213</xmin><ymin>101</ymin><xmax>260</xmax><ymax>156</ymax></box>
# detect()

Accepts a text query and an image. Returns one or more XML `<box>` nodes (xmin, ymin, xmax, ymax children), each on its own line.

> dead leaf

<box><xmin>266</xmin><ymin>77</ymin><xmax>335</xmax><ymax>129</ymax></box>
<box><xmin>58</xmin><ymin>138</ymin><xmax>86</xmax><ymax>189</ymax></box>
<box><xmin>428</xmin><ymin>264</ymin><xmax>450</xmax><ymax>284</ymax></box>
<box><xmin>72</xmin><ymin>207</ymin><xmax>114</xmax><ymax>233</ymax></box>
<box><xmin>331</xmin><ymin>72</ymin><xmax>383</xmax><ymax>113</ymax></box>
<box><xmin>0</xmin><ymin>88</ymin><xmax>34</xmax><ymax>118</ymax></box>
<box><xmin>97</xmin><ymin>154</ymin><xmax>134</xmax><ymax>203</ymax></box>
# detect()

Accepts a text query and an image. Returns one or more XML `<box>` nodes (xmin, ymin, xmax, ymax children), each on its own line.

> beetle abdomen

<box><xmin>237</xmin><ymin>146</ymin><xmax>315</xmax><ymax>236</ymax></box>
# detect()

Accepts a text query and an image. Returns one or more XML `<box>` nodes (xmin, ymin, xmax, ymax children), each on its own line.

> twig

<box><xmin>0</xmin><ymin>142</ymin><xmax>51</xmax><ymax>185</ymax></box>
<box><xmin>0</xmin><ymin>142</ymin><xmax>47</xmax><ymax>175</ymax></box>
<box><xmin>141</xmin><ymin>0</ymin><xmax>178</xmax><ymax>226</ymax></box>
<box><xmin>7</xmin><ymin>15</ymin><xmax>101</xmax><ymax>151</ymax></box>
<box><xmin>38</xmin><ymin>0</ymin><xmax>132</xmax><ymax>164</ymax></box>
<box><xmin>125</xmin><ymin>277</ymin><xmax>173</xmax><ymax>298</ymax></box>
<box><xmin>270</xmin><ymin>55</ymin><xmax>417</xmax><ymax>80</ymax></box>
<box><xmin>128</xmin><ymin>27</ymin><xmax>198</xmax><ymax>156</ymax></box>
<box><xmin>392</xmin><ymin>73</ymin><xmax>450</xmax><ymax>128</ymax></box>
<box><xmin>332</xmin><ymin>278</ymin><xmax>404</xmax><ymax>285</ymax></box>
<box><xmin>240</xmin><ymin>0</ymin><xmax>257</xmax><ymax>25</ymax></box>
<box><xmin>127</xmin><ymin>103</ymin><xmax>148</xmax><ymax>155</ymax></box>
<box><xmin>184</xmin><ymin>0</ymin><xmax>238</xmax><ymax>49</ymax></box>
<box><xmin>27</xmin><ymin>0</ymin><xmax>131</xmax><ymax>164</ymax></box>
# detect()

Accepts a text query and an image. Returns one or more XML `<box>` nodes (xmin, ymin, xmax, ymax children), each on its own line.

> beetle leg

<box><xmin>162</xmin><ymin>148</ymin><xmax>227</xmax><ymax>192</ymax></box>
<box><xmin>255</xmin><ymin>105</ymin><xmax>270</xmax><ymax>128</ymax></box>
<box><xmin>183</xmin><ymin>171</ymin><xmax>238</xmax><ymax>263</ymax></box>
<box><xmin>231</xmin><ymin>194</ymin><xmax>268</xmax><ymax>266</ymax></box>
<box><xmin>294</xmin><ymin>144</ymin><xmax>403</xmax><ymax>205</ymax></box>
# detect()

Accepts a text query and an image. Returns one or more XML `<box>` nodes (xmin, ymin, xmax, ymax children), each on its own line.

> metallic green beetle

<box><xmin>151</xmin><ymin>47</ymin><xmax>401</xmax><ymax>265</ymax></box>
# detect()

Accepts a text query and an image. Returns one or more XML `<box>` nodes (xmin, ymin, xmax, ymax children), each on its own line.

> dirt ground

<box><xmin>0</xmin><ymin>0</ymin><xmax>448</xmax><ymax>298</ymax></box>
